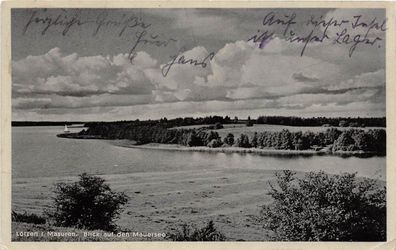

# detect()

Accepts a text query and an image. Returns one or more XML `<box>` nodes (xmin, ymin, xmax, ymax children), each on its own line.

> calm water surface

<box><xmin>12</xmin><ymin>126</ymin><xmax>386</xmax><ymax>180</ymax></box>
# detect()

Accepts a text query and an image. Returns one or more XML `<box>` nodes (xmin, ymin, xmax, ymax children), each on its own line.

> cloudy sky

<box><xmin>11</xmin><ymin>8</ymin><xmax>386</xmax><ymax>121</ymax></box>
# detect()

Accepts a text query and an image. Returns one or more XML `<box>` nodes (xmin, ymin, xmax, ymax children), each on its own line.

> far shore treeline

<box><xmin>12</xmin><ymin>121</ymin><xmax>83</xmax><ymax>126</ymax></box>
<box><xmin>68</xmin><ymin>115</ymin><xmax>386</xmax><ymax>155</ymax></box>
<box><xmin>12</xmin><ymin>116</ymin><xmax>386</xmax><ymax>128</ymax></box>
<box><xmin>84</xmin><ymin>115</ymin><xmax>386</xmax><ymax>128</ymax></box>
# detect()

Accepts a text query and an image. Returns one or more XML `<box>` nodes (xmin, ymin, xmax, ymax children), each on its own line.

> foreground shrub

<box><xmin>167</xmin><ymin>220</ymin><xmax>226</xmax><ymax>241</ymax></box>
<box><xmin>45</xmin><ymin>173</ymin><xmax>128</xmax><ymax>231</ymax></box>
<box><xmin>12</xmin><ymin>211</ymin><xmax>46</xmax><ymax>224</ymax></box>
<box><xmin>259</xmin><ymin>170</ymin><xmax>386</xmax><ymax>241</ymax></box>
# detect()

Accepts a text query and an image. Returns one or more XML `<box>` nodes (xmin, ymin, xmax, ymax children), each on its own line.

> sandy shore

<box><xmin>111</xmin><ymin>140</ymin><xmax>375</xmax><ymax>157</ymax></box>
<box><xmin>13</xmin><ymin>168</ymin><xmax>294</xmax><ymax>241</ymax></box>
<box><xmin>111</xmin><ymin>140</ymin><xmax>324</xmax><ymax>155</ymax></box>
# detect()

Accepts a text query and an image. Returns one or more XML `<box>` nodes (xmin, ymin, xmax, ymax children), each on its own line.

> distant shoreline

<box><xmin>57</xmin><ymin>133</ymin><xmax>106</xmax><ymax>139</ymax></box>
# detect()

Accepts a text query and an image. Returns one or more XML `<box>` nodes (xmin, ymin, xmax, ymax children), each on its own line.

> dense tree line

<box><xmin>256</xmin><ymin>116</ymin><xmax>385</xmax><ymax>127</ymax></box>
<box><xmin>81</xmin><ymin>122</ymin><xmax>386</xmax><ymax>155</ymax></box>
<box><xmin>13</xmin><ymin>115</ymin><xmax>385</xmax><ymax>128</ymax></box>
<box><xmin>230</xmin><ymin>128</ymin><xmax>386</xmax><ymax>154</ymax></box>
<box><xmin>84</xmin><ymin>115</ymin><xmax>385</xmax><ymax>128</ymax></box>
<box><xmin>84</xmin><ymin>116</ymin><xmax>233</xmax><ymax>129</ymax></box>
<box><xmin>80</xmin><ymin>123</ymin><xmax>221</xmax><ymax>146</ymax></box>
<box><xmin>84</xmin><ymin>115</ymin><xmax>384</xmax><ymax>129</ymax></box>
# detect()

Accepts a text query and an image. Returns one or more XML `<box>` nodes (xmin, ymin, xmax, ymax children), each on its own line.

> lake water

<box><xmin>12</xmin><ymin>126</ymin><xmax>386</xmax><ymax>180</ymax></box>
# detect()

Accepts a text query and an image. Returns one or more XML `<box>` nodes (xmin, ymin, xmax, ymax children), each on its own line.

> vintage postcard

<box><xmin>1</xmin><ymin>1</ymin><xmax>395</xmax><ymax>250</ymax></box>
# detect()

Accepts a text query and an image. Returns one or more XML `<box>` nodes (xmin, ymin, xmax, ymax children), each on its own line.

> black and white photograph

<box><xmin>8</xmin><ymin>6</ymin><xmax>388</xmax><ymax>243</ymax></box>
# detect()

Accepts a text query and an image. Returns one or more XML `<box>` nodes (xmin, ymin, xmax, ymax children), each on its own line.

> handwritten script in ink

<box><xmin>247</xmin><ymin>11</ymin><xmax>386</xmax><ymax>57</ymax></box>
<box><xmin>161</xmin><ymin>49</ymin><xmax>216</xmax><ymax>77</ymax></box>
<box><xmin>22</xmin><ymin>9</ymin><xmax>178</xmax><ymax>65</ymax></box>
<box><xmin>21</xmin><ymin>9</ymin><xmax>217</xmax><ymax>77</ymax></box>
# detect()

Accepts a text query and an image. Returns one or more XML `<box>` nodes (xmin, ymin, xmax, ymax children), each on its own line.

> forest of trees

<box><xmin>80</xmin><ymin>123</ymin><xmax>222</xmax><ymax>146</ymax></box>
<box><xmin>81</xmin><ymin>115</ymin><xmax>385</xmax><ymax>129</ymax></box>
<box><xmin>13</xmin><ymin>115</ymin><xmax>385</xmax><ymax>128</ymax></box>
<box><xmin>80</xmin><ymin>122</ymin><xmax>386</xmax><ymax>155</ymax></box>
<box><xmin>232</xmin><ymin>128</ymin><xmax>386</xmax><ymax>154</ymax></box>
<box><xmin>256</xmin><ymin>116</ymin><xmax>385</xmax><ymax>127</ymax></box>
<box><xmin>83</xmin><ymin>116</ymin><xmax>233</xmax><ymax>129</ymax></box>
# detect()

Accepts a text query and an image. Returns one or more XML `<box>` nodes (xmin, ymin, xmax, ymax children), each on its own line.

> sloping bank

<box><xmin>110</xmin><ymin>140</ymin><xmax>376</xmax><ymax>157</ymax></box>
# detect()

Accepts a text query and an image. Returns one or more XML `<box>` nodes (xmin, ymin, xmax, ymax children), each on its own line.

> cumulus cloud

<box><xmin>203</xmin><ymin>40</ymin><xmax>341</xmax><ymax>99</ymax></box>
<box><xmin>328</xmin><ymin>69</ymin><xmax>385</xmax><ymax>91</ymax></box>
<box><xmin>149</xmin><ymin>40</ymin><xmax>343</xmax><ymax>103</ymax></box>
<box><xmin>12</xmin><ymin>38</ymin><xmax>385</xmax><ymax>120</ymax></box>
<box><xmin>12</xmin><ymin>48</ymin><xmax>157</xmax><ymax>97</ymax></box>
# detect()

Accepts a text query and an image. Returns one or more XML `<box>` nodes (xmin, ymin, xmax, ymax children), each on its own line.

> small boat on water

<box><xmin>64</xmin><ymin>125</ymin><xmax>70</xmax><ymax>133</ymax></box>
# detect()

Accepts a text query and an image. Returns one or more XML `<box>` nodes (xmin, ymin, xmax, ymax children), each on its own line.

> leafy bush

<box><xmin>167</xmin><ymin>220</ymin><xmax>226</xmax><ymax>241</ymax></box>
<box><xmin>12</xmin><ymin>211</ymin><xmax>46</xmax><ymax>224</ymax></box>
<box><xmin>45</xmin><ymin>173</ymin><xmax>128</xmax><ymax>231</ymax></box>
<box><xmin>223</xmin><ymin>133</ymin><xmax>234</xmax><ymax>146</ymax></box>
<box><xmin>186</xmin><ymin>131</ymin><xmax>203</xmax><ymax>146</ymax></box>
<box><xmin>259</xmin><ymin>170</ymin><xmax>386</xmax><ymax>241</ymax></box>
<box><xmin>332</xmin><ymin>130</ymin><xmax>355</xmax><ymax>151</ymax></box>
<box><xmin>203</xmin><ymin>131</ymin><xmax>221</xmax><ymax>146</ymax></box>
<box><xmin>235</xmin><ymin>133</ymin><xmax>251</xmax><ymax>148</ymax></box>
